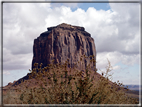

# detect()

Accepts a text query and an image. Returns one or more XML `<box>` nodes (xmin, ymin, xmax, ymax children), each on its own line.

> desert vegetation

<box><xmin>3</xmin><ymin>55</ymin><xmax>139</xmax><ymax>104</ymax></box>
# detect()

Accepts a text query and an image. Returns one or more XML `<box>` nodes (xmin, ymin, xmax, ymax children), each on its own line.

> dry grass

<box><xmin>3</xmin><ymin>55</ymin><xmax>139</xmax><ymax>104</ymax></box>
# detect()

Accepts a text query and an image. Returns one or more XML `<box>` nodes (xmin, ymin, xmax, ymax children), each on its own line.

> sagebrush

<box><xmin>3</xmin><ymin>55</ymin><xmax>139</xmax><ymax>104</ymax></box>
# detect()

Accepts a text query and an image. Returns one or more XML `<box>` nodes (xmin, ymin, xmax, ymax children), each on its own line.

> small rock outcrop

<box><xmin>32</xmin><ymin>23</ymin><xmax>96</xmax><ymax>71</ymax></box>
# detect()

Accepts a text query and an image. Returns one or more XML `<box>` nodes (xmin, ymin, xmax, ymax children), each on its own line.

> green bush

<box><xmin>3</xmin><ymin>55</ymin><xmax>139</xmax><ymax>104</ymax></box>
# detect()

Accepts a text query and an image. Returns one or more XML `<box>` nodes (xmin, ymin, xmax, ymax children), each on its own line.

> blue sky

<box><xmin>54</xmin><ymin>3</ymin><xmax>111</xmax><ymax>11</ymax></box>
<box><xmin>79</xmin><ymin>3</ymin><xmax>110</xmax><ymax>11</ymax></box>
<box><xmin>2</xmin><ymin>2</ymin><xmax>140</xmax><ymax>86</ymax></box>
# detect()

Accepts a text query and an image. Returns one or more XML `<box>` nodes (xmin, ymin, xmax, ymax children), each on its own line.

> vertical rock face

<box><xmin>32</xmin><ymin>23</ymin><xmax>96</xmax><ymax>71</ymax></box>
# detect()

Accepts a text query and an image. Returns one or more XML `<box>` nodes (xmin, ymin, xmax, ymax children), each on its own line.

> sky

<box><xmin>1</xmin><ymin>0</ymin><xmax>141</xmax><ymax>86</ymax></box>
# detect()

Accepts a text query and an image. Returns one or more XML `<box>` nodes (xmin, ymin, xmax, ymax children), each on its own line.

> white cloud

<box><xmin>3</xmin><ymin>48</ymin><xmax>32</xmax><ymax>70</ymax></box>
<box><xmin>113</xmin><ymin>65</ymin><xmax>120</xmax><ymax>70</ymax></box>
<box><xmin>51</xmin><ymin>3</ymin><xmax>78</xmax><ymax>10</ymax></box>
<box><xmin>3</xmin><ymin>71</ymin><xmax>10</xmax><ymax>75</ymax></box>
<box><xmin>96</xmin><ymin>51</ymin><xmax>140</xmax><ymax>70</ymax></box>
<box><xmin>121</xmin><ymin>54</ymin><xmax>140</xmax><ymax>65</ymax></box>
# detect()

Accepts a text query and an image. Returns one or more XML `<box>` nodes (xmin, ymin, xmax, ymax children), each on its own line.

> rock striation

<box><xmin>32</xmin><ymin>23</ymin><xmax>96</xmax><ymax>71</ymax></box>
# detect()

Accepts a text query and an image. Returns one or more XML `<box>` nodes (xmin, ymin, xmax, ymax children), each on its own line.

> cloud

<box><xmin>3</xmin><ymin>71</ymin><xmax>10</xmax><ymax>75</ymax></box>
<box><xmin>46</xmin><ymin>4</ymin><xmax>140</xmax><ymax>56</ymax></box>
<box><xmin>44</xmin><ymin>4</ymin><xmax>138</xmax><ymax>57</ymax></box>
<box><xmin>96</xmin><ymin>51</ymin><xmax>139</xmax><ymax>70</ymax></box>
<box><xmin>51</xmin><ymin>3</ymin><xmax>78</xmax><ymax>10</ymax></box>
<box><xmin>3</xmin><ymin>2</ymin><xmax>140</xmax><ymax>85</ymax></box>
<box><xmin>3</xmin><ymin>48</ymin><xmax>32</xmax><ymax>71</ymax></box>
<box><xmin>113</xmin><ymin>65</ymin><xmax>121</xmax><ymax>70</ymax></box>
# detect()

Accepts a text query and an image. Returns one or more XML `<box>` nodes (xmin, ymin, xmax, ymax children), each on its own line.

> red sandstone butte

<box><xmin>32</xmin><ymin>23</ymin><xmax>96</xmax><ymax>71</ymax></box>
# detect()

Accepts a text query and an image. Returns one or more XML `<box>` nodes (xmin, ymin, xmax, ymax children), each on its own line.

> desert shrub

<box><xmin>3</xmin><ymin>55</ymin><xmax>139</xmax><ymax>104</ymax></box>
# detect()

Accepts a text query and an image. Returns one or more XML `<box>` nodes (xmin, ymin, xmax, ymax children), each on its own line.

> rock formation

<box><xmin>32</xmin><ymin>23</ymin><xmax>96</xmax><ymax>71</ymax></box>
<box><xmin>7</xmin><ymin>23</ymin><xmax>96</xmax><ymax>87</ymax></box>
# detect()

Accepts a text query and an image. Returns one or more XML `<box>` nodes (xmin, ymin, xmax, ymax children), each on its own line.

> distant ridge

<box><xmin>123</xmin><ymin>85</ymin><xmax>141</xmax><ymax>90</ymax></box>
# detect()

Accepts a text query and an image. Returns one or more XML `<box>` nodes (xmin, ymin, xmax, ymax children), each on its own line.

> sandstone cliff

<box><xmin>32</xmin><ymin>23</ymin><xmax>96</xmax><ymax>71</ymax></box>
